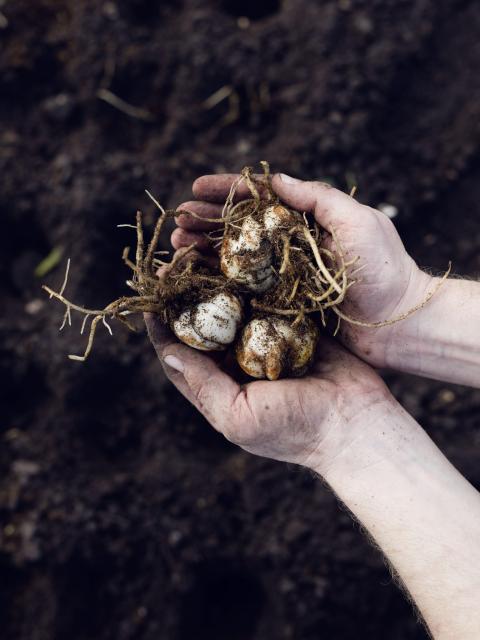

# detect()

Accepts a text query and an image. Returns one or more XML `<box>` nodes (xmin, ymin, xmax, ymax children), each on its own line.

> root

<box><xmin>298</xmin><ymin>226</ymin><xmax>343</xmax><ymax>295</ymax></box>
<box><xmin>143</xmin><ymin>197</ymin><xmax>167</xmax><ymax>273</ymax></box>
<box><xmin>42</xmin><ymin>199</ymin><xmax>206</xmax><ymax>361</ymax></box>
<box><xmin>176</xmin><ymin>207</ymin><xmax>226</xmax><ymax>225</ymax></box>
<box><xmin>332</xmin><ymin>262</ymin><xmax>452</xmax><ymax>329</ymax></box>
<box><xmin>279</xmin><ymin>235</ymin><xmax>291</xmax><ymax>275</ymax></box>
<box><xmin>287</xmin><ymin>277</ymin><xmax>300</xmax><ymax>303</ymax></box>
<box><xmin>69</xmin><ymin>315</ymin><xmax>103</xmax><ymax>361</ymax></box>
<box><xmin>242</xmin><ymin>166</ymin><xmax>261</xmax><ymax>204</ymax></box>
<box><xmin>44</xmin><ymin>162</ymin><xmax>452</xmax><ymax>369</ymax></box>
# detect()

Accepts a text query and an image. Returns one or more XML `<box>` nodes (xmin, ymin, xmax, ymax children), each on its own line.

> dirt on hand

<box><xmin>1</xmin><ymin>1</ymin><xmax>480</xmax><ymax>639</ymax></box>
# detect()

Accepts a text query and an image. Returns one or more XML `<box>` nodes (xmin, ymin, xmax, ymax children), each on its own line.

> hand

<box><xmin>172</xmin><ymin>173</ymin><xmax>434</xmax><ymax>369</ymax></box>
<box><xmin>145</xmin><ymin>314</ymin><xmax>392</xmax><ymax>473</ymax></box>
<box><xmin>145</xmin><ymin>299</ymin><xmax>480</xmax><ymax>640</ymax></box>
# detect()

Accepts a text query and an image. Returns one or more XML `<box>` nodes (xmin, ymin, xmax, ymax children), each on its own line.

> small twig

<box><xmin>97</xmin><ymin>88</ymin><xmax>154</xmax><ymax>122</ymax></box>
<box><xmin>202</xmin><ymin>85</ymin><xmax>233</xmax><ymax>109</ymax></box>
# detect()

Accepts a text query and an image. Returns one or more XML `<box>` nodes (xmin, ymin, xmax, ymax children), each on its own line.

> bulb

<box><xmin>236</xmin><ymin>316</ymin><xmax>318</xmax><ymax>380</ymax></box>
<box><xmin>221</xmin><ymin>217</ymin><xmax>275</xmax><ymax>292</ymax></box>
<box><xmin>172</xmin><ymin>292</ymin><xmax>243</xmax><ymax>351</ymax></box>
<box><xmin>263</xmin><ymin>204</ymin><xmax>298</xmax><ymax>234</ymax></box>
<box><xmin>220</xmin><ymin>205</ymin><xmax>300</xmax><ymax>293</ymax></box>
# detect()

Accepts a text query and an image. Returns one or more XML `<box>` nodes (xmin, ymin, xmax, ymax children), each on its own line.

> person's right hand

<box><xmin>145</xmin><ymin>309</ymin><xmax>395</xmax><ymax>473</ymax></box>
<box><xmin>172</xmin><ymin>173</ymin><xmax>434</xmax><ymax>369</ymax></box>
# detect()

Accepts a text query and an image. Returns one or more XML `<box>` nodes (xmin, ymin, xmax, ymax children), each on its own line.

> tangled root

<box><xmin>43</xmin><ymin>207</ymin><xmax>227</xmax><ymax>361</ymax></box>
<box><xmin>43</xmin><ymin>161</ymin><xmax>451</xmax><ymax>364</ymax></box>
<box><xmin>217</xmin><ymin>163</ymin><xmax>451</xmax><ymax>334</ymax></box>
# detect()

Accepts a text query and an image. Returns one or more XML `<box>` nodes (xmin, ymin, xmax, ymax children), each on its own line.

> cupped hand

<box><xmin>145</xmin><ymin>313</ymin><xmax>392</xmax><ymax>473</ymax></box>
<box><xmin>172</xmin><ymin>173</ymin><xmax>434</xmax><ymax>368</ymax></box>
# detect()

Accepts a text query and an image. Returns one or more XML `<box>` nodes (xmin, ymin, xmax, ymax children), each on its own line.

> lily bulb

<box><xmin>221</xmin><ymin>217</ymin><xmax>274</xmax><ymax>293</ymax></box>
<box><xmin>236</xmin><ymin>316</ymin><xmax>318</xmax><ymax>380</ymax></box>
<box><xmin>172</xmin><ymin>292</ymin><xmax>243</xmax><ymax>351</ymax></box>
<box><xmin>221</xmin><ymin>205</ymin><xmax>299</xmax><ymax>293</ymax></box>
<box><xmin>263</xmin><ymin>204</ymin><xmax>298</xmax><ymax>234</ymax></box>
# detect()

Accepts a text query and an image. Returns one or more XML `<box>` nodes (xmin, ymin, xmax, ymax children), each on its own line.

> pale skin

<box><xmin>145</xmin><ymin>173</ymin><xmax>480</xmax><ymax>639</ymax></box>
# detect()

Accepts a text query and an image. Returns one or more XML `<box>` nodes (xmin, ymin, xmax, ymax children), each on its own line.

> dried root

<box><xmin>43</xmin><ymin>161</ymin><xmax>451</xmax><ymax>373</ymax></box>
<box><xmin>42</xmin><ymin>205</ymin><xmax>226</xmax><ymax>361</ymax></box>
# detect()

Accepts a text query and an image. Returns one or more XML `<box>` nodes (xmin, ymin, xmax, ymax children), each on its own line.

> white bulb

<box><xmin>220</xmin><ymin>205</ymin><xmax>298</xmax><ymax>293</ymax></box>
<box><xmin>173</xmin><ymin>309</ymin><xmax>219</xmax><ymax>351</ymax></box>
<box><xmin>230</xmin><ymin>217</ymin><xmax>263</xmax><ymax>252</ymax></box>
<box><xmin>192</xmin><ymin>293</ymin><xmax>242</xmax><ymax>345</ymax></box>
<box><xmin>221</xmin><ymin>216</ymin><xmax>276</xmax><ymax>292</ymax></box>
<box><xmin>172</xmin><ymin>292</ymin><xmax>243</xmax><ymax>351</ymax></box>
<box><xmin>236</xmin><ymin>316</ymin><xmax>318</xmax><ymax>380</ymax></box>
<box><xmin>263</xmin><ymin>205</ymin><xmax>297</xmax><ymax>235</ymax></box>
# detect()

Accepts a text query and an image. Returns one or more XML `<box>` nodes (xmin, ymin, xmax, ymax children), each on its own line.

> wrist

<box><xmin>382</xmin><ymin>267</ymin><xmax>435</xmax><ymax>369</ymax></box>
<box><xmin>306</xmin><ymin>391</ymin><xmax>407</xmax><ymax>479</ymax></box>
<box><xmin>384</xmin><ymin>274</ymin><xmax>480</xmax><ymax>385</ymax></box>
<box><xmin>341</xmin><ymin>264</ymin><xmax>435</xmax><ymax>370</ymax></box>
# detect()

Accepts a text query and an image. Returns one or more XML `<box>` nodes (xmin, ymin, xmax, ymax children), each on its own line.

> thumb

<box><xmin>162</xmin><ymin>344</ymin><xmax>242</xmax><ymax>433</ymax></box>
<box><xmin>271</xmin><ymin>173</ymin><xmax>363</xmax><ymax>229</ymax></box>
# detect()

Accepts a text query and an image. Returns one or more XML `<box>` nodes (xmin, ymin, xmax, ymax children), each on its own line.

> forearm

<box><xmin>386</xmin><ymin>277</ymin><xmax>480</xmax><ymax>387</ymax></box>
<box><xmin>311</xmin><ymin>400</ymin><xmax>480</xmax><ymax>639</ymax></box>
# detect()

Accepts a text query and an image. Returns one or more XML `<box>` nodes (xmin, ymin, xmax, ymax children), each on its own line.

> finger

<box><xmin>144</xmin><ymin>312</ymin><xmax>201</xmax><ymax>407</ymax></box>
<box><xmin>271</xmin><ymin>173</ymin><xmax>369</xmax><ymax>229</ymax></box>
<box><xmin>192</xmin><ymin>173</ymin><xmax>269</xmax><ymax>203</ymax></box>
<box><xmin>171</xmin><ymin>228</ymin><xmax>213</xmax><ymax>252</ymax></box>
<box><xmin>145</xmin><ymin>311</ymin><xmax>174</xmax><ymax>354</ymax></box>
<box><xmin>161</xmin><ymin>342</ymin><xmax>243</xmax><ymax>435</ymax></box>
<box><xmin>176</xmin><ymin>201</ymin><xmax>223</xmax><ymax>231</ymax></box>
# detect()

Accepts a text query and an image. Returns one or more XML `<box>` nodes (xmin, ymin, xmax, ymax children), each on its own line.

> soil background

<box><xmin>1</xmin><ymin>1</ymin><xmax>480</xmax><ymax>638</ymax></box>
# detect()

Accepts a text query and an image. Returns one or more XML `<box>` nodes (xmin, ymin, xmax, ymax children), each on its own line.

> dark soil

<box><xmin>1</xmin><ymin>0</ymin><xmax>480</xmax><ymax>638</ymax></box>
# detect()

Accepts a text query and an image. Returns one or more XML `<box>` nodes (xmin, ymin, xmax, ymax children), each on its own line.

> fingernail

<box><xmin>164</xmin><ymin>354</ymin><xmax>184</xmax><ymax>373</ymax></box>
<box><xmin>279</xmin><ymin>173</ymin><xmax>300</xmax><ymax>185</ymax></box>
